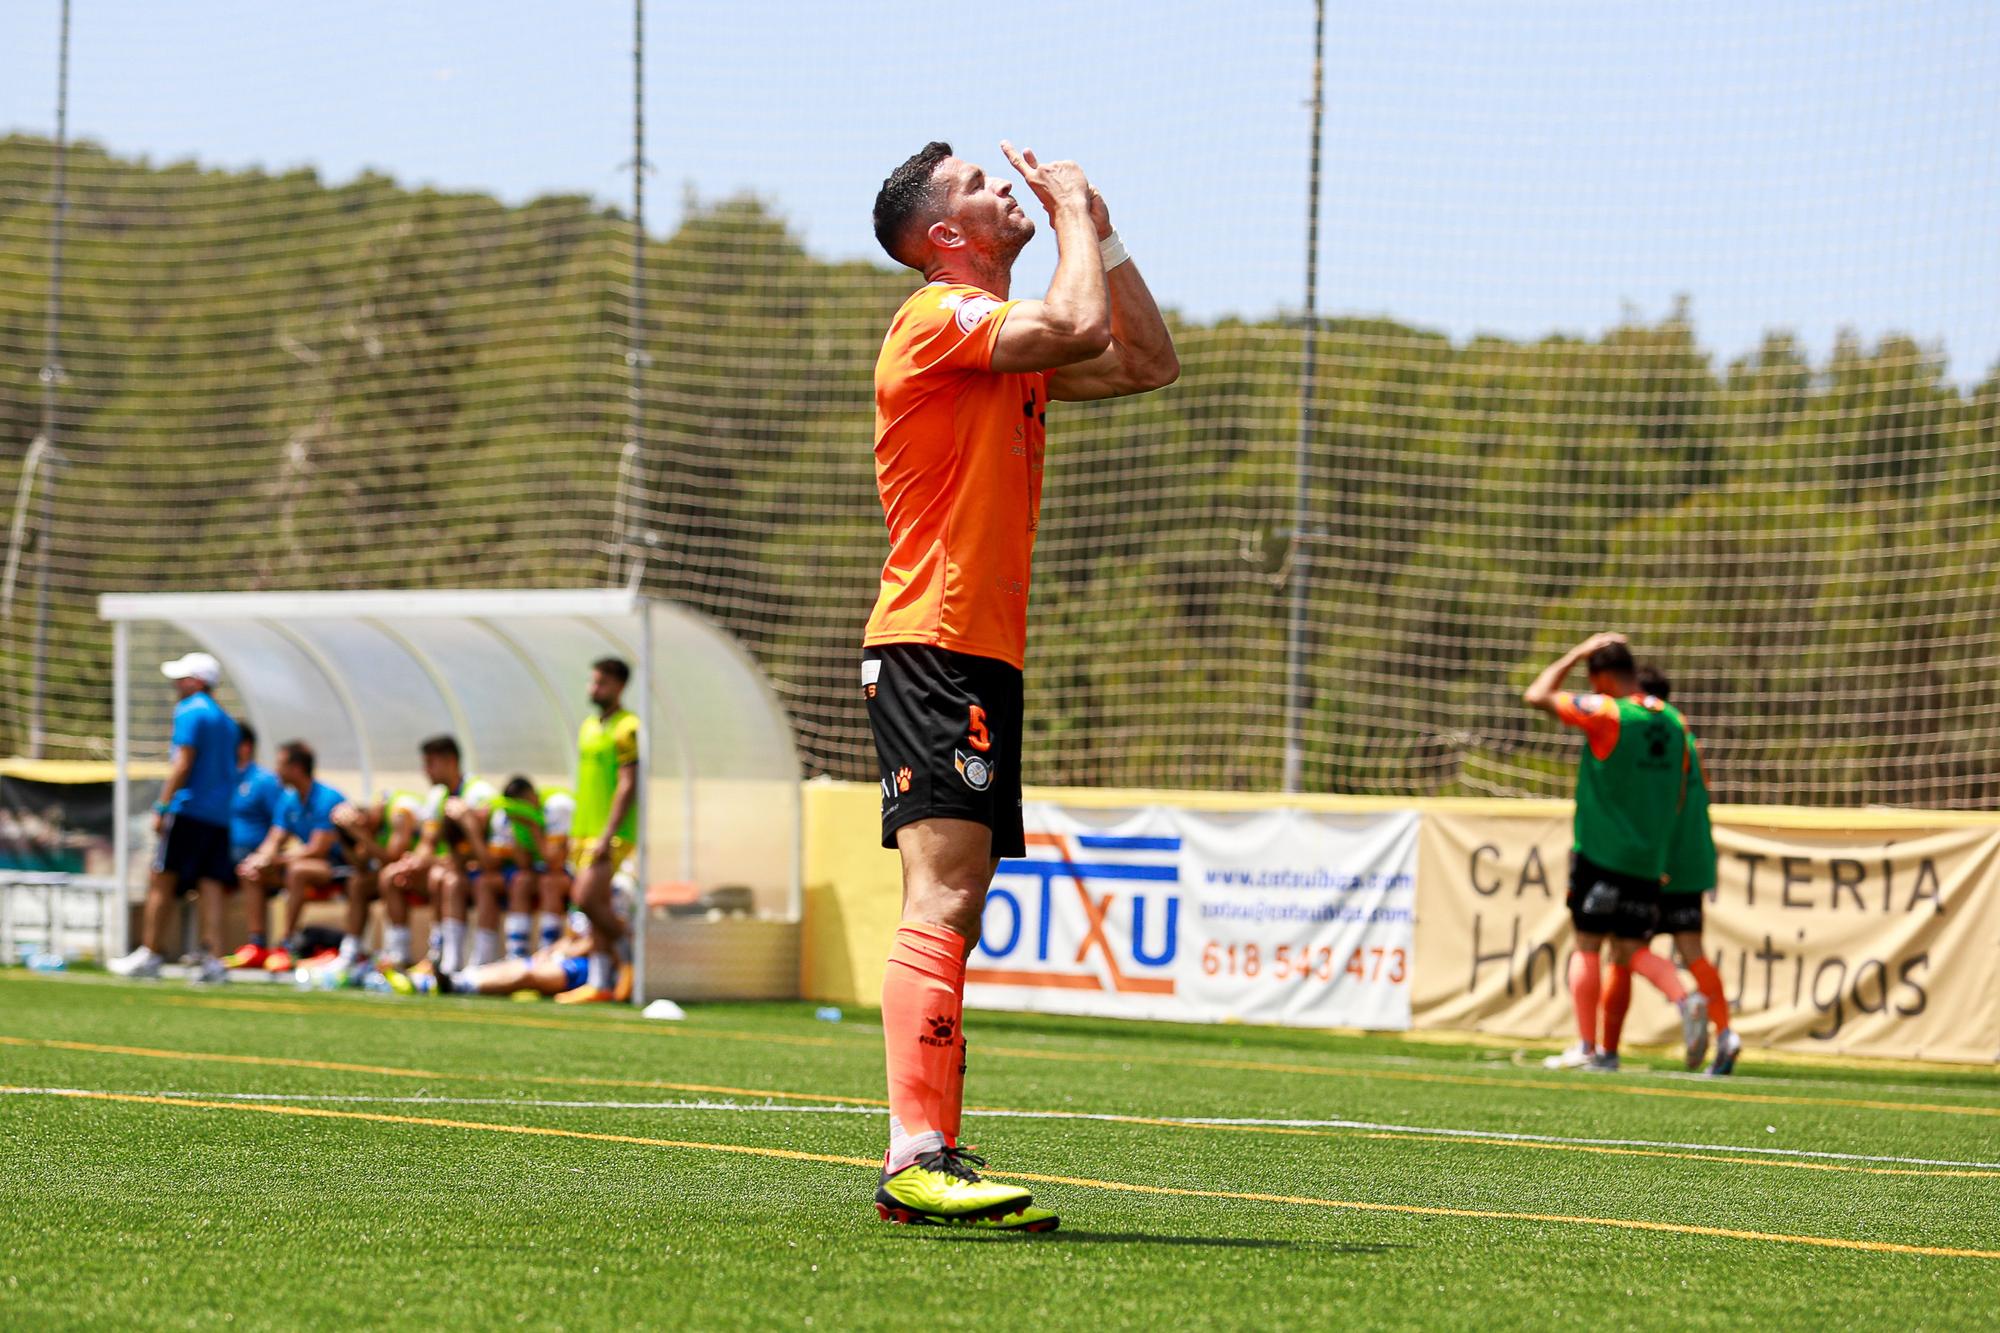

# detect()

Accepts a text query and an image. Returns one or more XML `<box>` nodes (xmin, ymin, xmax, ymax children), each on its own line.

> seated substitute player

<box><xmin>489</xmin><ymin>776</ymin><xmax>576</xmax><ymax>959</ymax></box>
<box><xmin>331</xmin><ymin>787</ymin><xmax>425</xmax><ymax>967</ymax></box>
<box><xmin>219</xmin><ymin>725</ymin><xmax>285</xmax><ymax>967</ymax></box>
<box><xmin>1523</xmin><ymin>632</ymin><xmax>1691</xmax><ymax>1072</ymax></box>
<box><xmin>1636</xmin><ymin>664</ymin><xmax>1740</xmax><ymax>1076</ymax></box>
<box><xmin>388</xmin><ymin>877</ymin><xmax>630</xmax><ymax>1000</ymax></box>
<box><xmin>861</xmin><ymin>138</ymin><xmax>1177</xmax><ymax>1232</ymax></box>
<box><xmin>383</xmin><ymin>735</ymin><xmax>497</xmax><ymax>976</ymax></box>
<box><xmin>232</xmin><ymin>741</ymin><xmax>358</xmax><ymax>973</ymax></box>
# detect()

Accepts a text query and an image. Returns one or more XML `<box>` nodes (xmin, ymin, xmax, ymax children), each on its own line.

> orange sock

<box><xmin>941</xmin><ymin>1031</ymin><xmax>967</xmax><ymax>1147</ymax></box>
<box><xmin>881</xmin><ymin>921</ymin><xmax>966</xmax><ymax>1173</ymax></box>
<box><xmin>1687</xmin><ymin>956</ymin><xmax>1731</xmax><ymax>1032</ymax></box>
<box><xmin>1569</xmin><ymin>950</ymin><xmax>1601</xmax><ymax>1048</ymax></box>
<box><xmin>941</xmin><ymin>937</ymin><xmax>971</xmax><ymax>1146</ymax></box>
<box><xmin>1628</xmin><ymin>947</ymin><xmax>1686</xmax><ymax>1004</ymax></box>
<box><xmin>1602</xmin><ymin>964</ymin><xmax>1633</xmax><ymax>1055</ymax></box>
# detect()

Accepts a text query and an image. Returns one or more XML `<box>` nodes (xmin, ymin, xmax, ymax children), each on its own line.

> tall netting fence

<box><xmin>2</xmin><ymin>2</ymin><xmax>1997</xmax><ymax>805</ymax></box>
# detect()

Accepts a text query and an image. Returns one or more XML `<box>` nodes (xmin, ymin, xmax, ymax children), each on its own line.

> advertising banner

<box><xmin>1413</xmin><ymin>806</ymin><xmax>2000</xmax><ymax>1062</ymax></box>
<box><xmin>966</xmin><ymin>801</ymin><xmax>1418</xmax><ymax>1029</ymax></box>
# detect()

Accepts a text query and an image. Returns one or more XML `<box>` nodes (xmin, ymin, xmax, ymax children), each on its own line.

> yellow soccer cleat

<box><xmin>887</xmin><ymin>1204</ymin><xmax>1059</xmax><ymax>1233</ymax></box>
<box><xmin>874</xmin><ymin>1148</ymin><xmax>1034</xmax><ymax>1223</ymax></box>
<box><xmin>555</xmin><ymin>984</ymin><xmax>614</xmax><ymax>1005</ymax></box>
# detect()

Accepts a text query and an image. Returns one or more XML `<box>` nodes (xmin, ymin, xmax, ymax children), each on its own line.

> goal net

<box><xmin>1</xmin><ymin>1</ymin><xmax>1996</xmax><ymax>805</ymax></box>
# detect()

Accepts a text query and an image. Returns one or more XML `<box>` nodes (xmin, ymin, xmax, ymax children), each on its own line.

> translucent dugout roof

<box><xmin>98</xmin><ymin>590</ymin><xmax>801</xmax><ymax>922</ymax></box>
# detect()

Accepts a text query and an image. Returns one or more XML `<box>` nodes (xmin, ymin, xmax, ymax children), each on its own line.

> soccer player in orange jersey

<box><xmin>863</xmin><ymin>140</ymin><xmax>1178</xmax><ymax>1231</ymax></box>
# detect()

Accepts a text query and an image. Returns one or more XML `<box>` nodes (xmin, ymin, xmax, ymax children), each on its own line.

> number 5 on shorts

<box><xmin>968</xmin><ymin>705</ymin><xmax>992</xmax><ymax>753</ymax></box>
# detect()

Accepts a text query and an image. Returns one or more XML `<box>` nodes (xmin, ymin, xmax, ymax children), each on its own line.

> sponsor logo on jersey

<box><xmin>955</xmin><ymin>750</ymin><xmax>992</xmax><ymax>792</ymax></box>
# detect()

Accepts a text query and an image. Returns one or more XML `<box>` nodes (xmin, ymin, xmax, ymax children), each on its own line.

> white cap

<box><xmin>160</xmin><ymin>652</ymin><xmax>222</xmax><ymax>685</ymax></box>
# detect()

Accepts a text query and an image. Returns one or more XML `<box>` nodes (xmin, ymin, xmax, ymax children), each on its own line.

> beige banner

<box><xmin>1412</xmin><ymin>807</ymin><xmax>2000</xmax><ymax>1062</ymax></box>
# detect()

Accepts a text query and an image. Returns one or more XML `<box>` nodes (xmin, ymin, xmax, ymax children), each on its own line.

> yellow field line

<box><xmin>143</xmin><ymin>990</ymin><xmax>2000</xmax><ymax>1120</ymax></box>
<box><xmin>5</xmin><ymin>1034</ymin><xmax>1991</xmax><ymax>1180</ymax></box>
<box><xmin>11</xmin><ymin>1084</ymin><xmax>1998</xmax><ymax>1260</ymax></box>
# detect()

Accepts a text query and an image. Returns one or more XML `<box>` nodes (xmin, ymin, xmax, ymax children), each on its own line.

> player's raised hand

<box><xmin>1001</xmin><ymin>140</ymin><xmax>1091</xmax><ymax>217</ymax></box>
<box><xmin>1085</xmin><ymin>185</ymin><xmax>1113</xmax><ymax>241</ymax></box>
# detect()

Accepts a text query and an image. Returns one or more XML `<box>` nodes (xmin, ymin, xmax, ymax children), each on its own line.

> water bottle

<box><xmin>27</xmin><ymin>950</ymin><xmax>67</xmax><ymax>972</ymax></box>
<box><xmin>814</xmin><ymin>1006</ymin><xmax>843</xmax><ymax>1023</ymax></box>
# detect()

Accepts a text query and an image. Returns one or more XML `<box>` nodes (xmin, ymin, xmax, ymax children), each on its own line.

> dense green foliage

<box><xmin>3</xmin><ymin>136</ymin><xmax>1996</xmax><ymax>802</ymax></box>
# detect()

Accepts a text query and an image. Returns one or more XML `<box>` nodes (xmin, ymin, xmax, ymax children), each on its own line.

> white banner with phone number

<box><xmin>964</xmin><ymin>801</ymin><xmax>1418</xmax><ymax>1029</ymax></box>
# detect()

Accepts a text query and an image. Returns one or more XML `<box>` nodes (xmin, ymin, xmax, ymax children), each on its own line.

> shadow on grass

<box><xmin>917</xmin><ymin>1230</ymin><xmax>1398</xmax><ymax>1251</ymax></box>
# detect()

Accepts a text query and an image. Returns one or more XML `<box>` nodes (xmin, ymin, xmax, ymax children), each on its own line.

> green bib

<box><xmin>1662</xmin><ymin>744</ymin><xmax>1718</xmax><ymax>894</ymax></box>
<box><xmin>574</xmin><ymin>710</ymin><xmax>639</xmax><ymax>843</ymax></box>
<box><xmin>1573</xmin><ymin>695</ymin><xmax>1689</xmax><ymax>881</ymax></box>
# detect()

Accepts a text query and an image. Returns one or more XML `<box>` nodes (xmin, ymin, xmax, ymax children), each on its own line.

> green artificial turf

<box><xmin>1</xmin><ymin>970</ymin><xmax>1995</xmax><ymax>1330</ymax></box>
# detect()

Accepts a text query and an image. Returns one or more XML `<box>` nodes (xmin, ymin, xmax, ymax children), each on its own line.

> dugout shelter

<box><xmin>98</xmin><ymin>589</ymin><xmax>802</xmax><ymax>1003</ymax></box>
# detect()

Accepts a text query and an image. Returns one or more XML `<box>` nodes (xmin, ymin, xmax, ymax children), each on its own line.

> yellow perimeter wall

<box><xmin>800</xmin><ymin>780</ymin><xmax>2000</xmax><ymax>1063</ymax></box>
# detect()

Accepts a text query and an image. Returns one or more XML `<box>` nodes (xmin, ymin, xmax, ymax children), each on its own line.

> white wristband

<box><xmin>1099</xmin><ymin>229</ymin><xmax>1131</xmax><ymax>271</ymax></box>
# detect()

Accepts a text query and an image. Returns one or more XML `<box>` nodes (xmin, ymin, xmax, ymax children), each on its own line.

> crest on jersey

<box><xmin>948</xmin><ymin>293</ymin><xmax>1001</xmax><ymax>334</ymax></box>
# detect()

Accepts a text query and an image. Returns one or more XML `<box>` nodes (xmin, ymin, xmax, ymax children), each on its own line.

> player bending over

<box><xmin>1523</xmin><ymin>633</ymin><xmax>1690</xmax><ymax>1072</ymax></box>
<box><xmin>863</xmin><ymin>139</ymin><xmax>1178</xmax><ymax>1231</ymax></box>
<box><xmin>1635</xmin><ymin>664</ymin><xmax>1740</xmax><ymax>1076</ymax></box>
<box><xmin>489</xmin><ymin>776</ymin><xmax>576</xmax><ymax>959</ymax></box>
<box><xmin>385</xmin><ymin>735</ymin><xmax>498</xmax><ymax>976</ymax></box>
<box><xmin>331</xmin><ymin>787</ymin><xmax>425</xmax><ymax>967</ymax></box>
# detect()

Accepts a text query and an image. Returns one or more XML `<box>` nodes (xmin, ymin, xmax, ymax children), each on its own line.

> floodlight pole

<box><xmin>1282</xmin><ymin>0</ymin><xmax>1326</xmax><ymax>794</ymax></box>
<box><xmin>29</xmin><ymin>0</ymin><xmax>73</xmax><ymax>759</ymax></box>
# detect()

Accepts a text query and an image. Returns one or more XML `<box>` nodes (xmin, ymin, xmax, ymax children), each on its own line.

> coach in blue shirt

<box><xmin>109</xmin><ymin>652</ymin><xmax>242</xmax><ymax>980</ymax></box>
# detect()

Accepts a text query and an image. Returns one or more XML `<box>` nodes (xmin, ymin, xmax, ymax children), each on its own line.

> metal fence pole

<box><xmin>1282</xmin><ymin>0</ymin><xmax>1327</xmax><ymax>793</ymax></box>
<box><xmin>29</xmin><ymin>0</ymin><xmax>73</xmax><ymax>759</ymax></box>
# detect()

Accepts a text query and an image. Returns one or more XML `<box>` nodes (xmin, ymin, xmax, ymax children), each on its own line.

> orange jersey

<box><xmin>864</xmin><ymin>282</ymin><xmax>1048</xmax><ymax>669</ymax></box>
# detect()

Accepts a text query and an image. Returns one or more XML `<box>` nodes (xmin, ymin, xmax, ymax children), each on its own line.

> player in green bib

<box><xmin>490</xmin><ymin>777</ymin><xmax>576</xmax><ymax>958</ymax></box>
<box><xmin>1637</xmin><ymin>664</ymin><xmax>1740</xmax><ymax>1076</ymax></box>
<box><xmin>1524</xmin><ymin>633</ymin><xmax>1692</xmax><ymax>1071</ymax></box>
<box><xmin>560</xmin><ymin>656</ymin><xmax>640</xmax><ymax>1004</ymax></box>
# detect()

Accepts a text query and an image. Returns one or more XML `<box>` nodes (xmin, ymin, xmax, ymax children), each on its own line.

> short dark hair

<box><xmin>873</xmin><ymin>141</ymin><xmax>953</xmax><ymax>269</ymax></box>
<box><xmin>592</xmin><ymin>656</ymin><xmax>631</xmax><ymax>685</ymax></box>
<box><xmin>503</xmin><ymin>775</ymin><xmax>536</xmax><ymax>802</ymax></box>
<box><xmin>420</xmin><ymin>734</ymin><xmax>461</xmax><ymax>760</ymax></box>
<box><xmin>237</xmin><ymin>722</ymin><xmax>257</xmax><ymax>752</ymax></box>
<box><xmin>278</xmin><ymin>740</ymin><xmax>315</xmax><ymax>777</ymax></box>
<box><xmin>1586</xmin><ymin>641</ymin><xmax>1637</xmax><ymax>678</ymax></box>
<box><xmin>1637</xmin><ymin>664</ymin><xmax>1671</xmax><ymax>700</ymax></box>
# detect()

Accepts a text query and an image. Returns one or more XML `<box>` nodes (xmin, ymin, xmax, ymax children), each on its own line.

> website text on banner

<box><xmin>1413</xmin><ymin>807</ymin><xmax>2000</xmax><ymax>1063</ymax></box>
<box><xmin>965</xmin><ymin>802</ymin><xmax>1417</xmax><ymax>1028</ymax></box>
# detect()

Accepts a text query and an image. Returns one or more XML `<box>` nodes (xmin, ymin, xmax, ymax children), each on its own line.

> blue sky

<box><xmin>5</xmin><ymin>1</ymin><xmax>1997</xmax><ymax>377</ymax></box>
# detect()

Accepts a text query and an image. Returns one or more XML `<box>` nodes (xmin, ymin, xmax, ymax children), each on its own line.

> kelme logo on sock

<box><xmin>920</xmin><ymin>1014</ymin><xmax>957</xmax><ymax>1047</ymax></box>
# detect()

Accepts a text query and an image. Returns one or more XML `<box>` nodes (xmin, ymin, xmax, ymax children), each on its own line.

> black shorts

<box><xmin>1655</xmin><ymin>892</ymin><xmax>1705</xmax><ymax>935</ymax></box>
<box><xmin>154</xmin><ymin>814</ymin><xmax>236</xmax><ymax>888</ymax></box>
<box><xmin>1567</xmin><ymin>852</ymin><xmax>1659</xmax><ymax>941</ymax></box>
<box><xmin>864</xmin><ymin>644</ymin><xmax>1025</xmax><ymax>859</ymax></box>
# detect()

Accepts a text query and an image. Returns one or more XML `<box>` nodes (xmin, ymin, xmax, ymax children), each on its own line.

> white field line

<box><xmin>6</xmin><ymin>1084</ymin><xmax>1996</xmax><ymax>1173</ymax></box>
<box><xmin>9</xmin><ymin>970</ymin><xmax>1996</xmax><ymax>1102</ymax></box>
